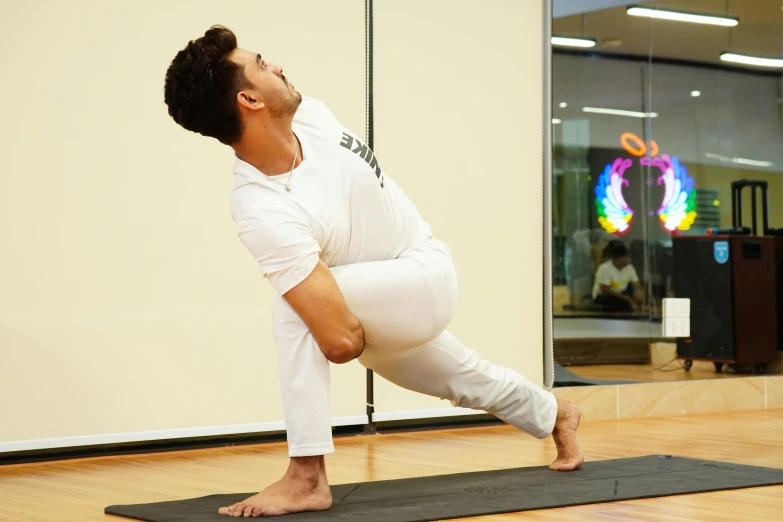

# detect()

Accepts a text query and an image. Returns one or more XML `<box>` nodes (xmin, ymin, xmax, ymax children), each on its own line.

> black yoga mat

<box><xmin>105</xmin><ymin>456</ymin><xmax>783</xmax><ymax>521</ymax></box>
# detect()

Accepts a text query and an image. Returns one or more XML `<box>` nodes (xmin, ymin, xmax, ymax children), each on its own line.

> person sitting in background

<box><xmin>592</xmin><ymin>240</ymin><xmax>643</xmax><ymax>312</ymax></box>
<box><xmin>567</xmin><ymin>228</ymin><xmax>616</xmax><ymax>307</ymax></box>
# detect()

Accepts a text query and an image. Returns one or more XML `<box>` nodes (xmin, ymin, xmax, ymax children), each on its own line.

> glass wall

<box><xmin>551</xmin><ymin>0</ymin><xmax>783</xmax><ymax>384</ymax></box>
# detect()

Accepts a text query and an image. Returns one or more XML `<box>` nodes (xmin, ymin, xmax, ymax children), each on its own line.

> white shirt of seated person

<box><xmin>592</xmin><ymin>261</ymin><xmax>639</xmax><ymax>300</ymax></box>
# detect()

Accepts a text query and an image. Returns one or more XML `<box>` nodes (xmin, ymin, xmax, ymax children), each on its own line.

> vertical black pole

<box><xmin>761</xmin><ymin>182</ymin><xmax>770</xmax><ymax>235</ymax></box>
<box><xmin>732</xmin><ymin>182</ymin><xmax>738</xmax><ymax>228</ymax></box>
<box><xmin>751</xmin><ymin>183</ymin><xmax>758</xmax><ymax>236</ymax></box>
<box><xmin>364</xmin><ymin>0</ymin><xmax>377</xmax><ymax>436</ymax></box>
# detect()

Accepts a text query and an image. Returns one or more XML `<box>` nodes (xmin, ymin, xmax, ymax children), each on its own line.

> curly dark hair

<box><xmin>164</xmin><ymin>26</ymin><xmax>250</xmax><ymax>145</ymax></box>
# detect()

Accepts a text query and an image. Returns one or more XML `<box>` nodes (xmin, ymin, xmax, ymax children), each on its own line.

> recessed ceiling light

<box><xmin>583</xmin><ymin>107</ymin><xmax>658</xmax><ymax>118</ymax></box>
<box><xmin>705</xmin><ymin>152</ymin><xmax>773</xmax><ymax>168</ymax></box>
<box><xmin>720</xmin><ymin>52</ymin><xmax>783</xmax><ymax>69</ymax></box>
<box><xmin>551</xmin><ymin>36</ymin><xmax>596</xmax><ymax>48</ymax></box>
<box><xmin>559</xmin><ymin>102</ymin><xmax>568</xmax><ymax>108</ymax></box>
<box><xmin>691</xmin><ymin>90</ymin><xmax>701</xmax><ymax>97</ymax></box>
<box><xmin>627</xmin><ymin>6</ymin><xmax>738</xmax><ymax>27</ymax></box>
<box><xmin>552</xmin><ymin>119</ymin><xmax>563</xmax><ymax>125</ymax></box>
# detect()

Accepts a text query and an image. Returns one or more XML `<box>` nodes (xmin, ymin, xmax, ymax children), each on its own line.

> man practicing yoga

<box><xmin>164</xmin><ymin>26</ymin><xmax>583</xmax><ymax>518</ymax></box>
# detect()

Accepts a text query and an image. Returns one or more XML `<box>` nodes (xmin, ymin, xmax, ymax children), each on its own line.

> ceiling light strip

<box><xmin>627</xmin><ymin>6</ymin><xmax>738</xmax><ymax>27</ymax></box>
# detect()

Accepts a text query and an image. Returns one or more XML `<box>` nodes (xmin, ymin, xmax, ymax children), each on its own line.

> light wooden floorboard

<box><xmin>1</xmin><ymin>410</ymin><xmax>782</xmax><ymax>521</ymax></box>
<box><xmin>569</xmin><ymin>361</ymin><xmax>782</xmax><ymax>382</ymax></box>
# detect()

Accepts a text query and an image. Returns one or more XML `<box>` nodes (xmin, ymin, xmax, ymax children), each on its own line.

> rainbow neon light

<box><xmin>642</xmin><ymin>154</ymin><xmax>698</xmax><ymax>232</ymax></box>
<box><xmin>595</xmin><ymin>133</ymin><xmax>698</xmax><ymax>235</ymax></box>
<box><xmin>595</xmin><ymin>158</ymin><xmax>634</xmax><ymax>235</ymax></box>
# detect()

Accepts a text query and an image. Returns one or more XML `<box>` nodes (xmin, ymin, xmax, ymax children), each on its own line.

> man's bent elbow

<box><xmin>322</xmin><ymin>321</ymin><xmax>365</xmax><ymax>364</ymax></box>
<box><xmin>323</xmin><ymin>337</ymin><xmax>364</xmax><ymax>364</ymax></box>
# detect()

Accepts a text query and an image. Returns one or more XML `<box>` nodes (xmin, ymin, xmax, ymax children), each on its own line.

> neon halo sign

<box><xmin>594</xmin><ymin>132</ymin><xmax>697</xmax><ymax>235</ymax></box>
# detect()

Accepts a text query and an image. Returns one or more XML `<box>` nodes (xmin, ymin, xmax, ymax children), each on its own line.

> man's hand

<box><xmin>283</xmin><ymin>260</ymin><xmax>365</xmax><ymax>364</ymax></box>
<box><xmin>601</xmin><ymin>284</ymin><xmax>639</xmax><ymax>312</ymax></box>
<box><xmin>633</xmin><ymin>285</ymin><xmax>644</xmax><ymax>304</ymax></box>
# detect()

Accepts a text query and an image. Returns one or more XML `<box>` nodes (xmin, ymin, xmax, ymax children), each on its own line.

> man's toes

<box><xmin>219</xmin><ymin>503</ymin><xmax>241</xmax><ymax>517</ymax></box>
<box><xmin>252</xmin><ymin>506</ymin><xmax>265</xmax><ymax>517</ymax></box>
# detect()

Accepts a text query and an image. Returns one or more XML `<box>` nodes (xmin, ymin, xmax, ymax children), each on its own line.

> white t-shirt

<box><xmin>230</xmin><ymin>97</ymin><xmax>432</xmax><ymax>295</ymax></box>
<box><xmin>592</xmin><ymin>261</ymin><xmax>639</xmax><ymax>299</ymax></box>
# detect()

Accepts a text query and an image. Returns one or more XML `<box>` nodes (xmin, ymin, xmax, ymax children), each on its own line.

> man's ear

<box><xmin>237</xmin><ymin>90</ymin><xmax>265</xmax><ymax>111</ymax></box>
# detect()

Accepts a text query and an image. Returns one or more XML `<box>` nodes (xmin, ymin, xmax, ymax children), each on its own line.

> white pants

<box><xmin>272</xmin><ymin>239</ymin><xmax>558</xmax><ymax>457</ymax></box>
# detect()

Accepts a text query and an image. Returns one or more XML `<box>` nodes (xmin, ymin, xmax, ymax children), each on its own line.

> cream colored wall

<box><xmin>0</xmin><ymin>0</ymin><xmax>367</xmax><ymax>445</ymax></box>
<box><xmin>372</xmin><ymin>0</ymin><xmax>546</xmax><ymax>415</ymax></box>
<box><xmin>1</xmin><ymin>0</ymin><xmax>548</xmax><ymax>446</ymax></box>
<box><xmin>685</xmin><ymin>163</ymin><xmax>783</xmax><ymax>230</ymax></box>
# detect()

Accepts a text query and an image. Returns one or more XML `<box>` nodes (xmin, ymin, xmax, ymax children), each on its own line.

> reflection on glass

<box><xmin>551</xmin><ymin>0</ymin><xmax>783</xmax><ymax>385</ymax></box>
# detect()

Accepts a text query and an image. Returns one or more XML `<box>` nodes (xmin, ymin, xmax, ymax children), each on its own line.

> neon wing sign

<box><xmin>644</xmin><ymin>154</ymin><xmax>698</xmax><ymax>232</ymax></box>
<box><xmin>594</xmin><ymin>132</ymin><xmax>697</xmax><ymax>235</ymax></box>
<box><xmin>595</xmin><ymin>158</ymin><xmax>634</xmax><ymax>235</ymax></box>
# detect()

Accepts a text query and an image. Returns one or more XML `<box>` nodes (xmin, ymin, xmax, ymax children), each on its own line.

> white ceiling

<box><xmin>554</xmin><ymin>0</ymin><xmax>634</xmax><ymax>18</ymax></box>
<box><xmin>553</xmin><ymin>0</ymin><xmax>783</xmax><ymax>66</ymax></box>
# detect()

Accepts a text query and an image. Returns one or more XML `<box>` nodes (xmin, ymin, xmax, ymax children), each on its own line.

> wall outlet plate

<box><xmin>663</xmin><ymin>298</ymin><xmax>690</xmax><ymax>319</ymax></box>
<box><xmin>663</xmin><ymin>317</ymin><xmax>690</xmax><ymax>338</ymax></box>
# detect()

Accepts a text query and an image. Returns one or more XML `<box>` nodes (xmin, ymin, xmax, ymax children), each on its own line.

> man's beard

<box><xmin>268</xmin><ymin>92</ymin><xmax>301</xmax><ymax>118</ymax></box>
<box><xmin>268</xmin><ymin>78</ymin><xmax>302</xmax><ymax>118</ymax></box>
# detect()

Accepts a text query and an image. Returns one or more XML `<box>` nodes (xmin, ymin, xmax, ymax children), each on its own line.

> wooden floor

<box><xmin>570</xmin><ymin>360</ymin><xmax>783</xmax><ymax>382</ymax></box>
<box><xmin>2</xmin><ymin>410</ymin><xmax>782</xmax><ymax>521</ymax></box>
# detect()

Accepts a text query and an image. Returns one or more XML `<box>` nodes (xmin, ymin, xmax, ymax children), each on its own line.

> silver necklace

<box><xmin>284</xmin><ymin>135</ymin><xmax>298</xmax><ymax>193</ymax></box>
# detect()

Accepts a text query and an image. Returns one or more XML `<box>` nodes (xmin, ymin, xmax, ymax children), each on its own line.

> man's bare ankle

<box><xmin>553</xmin><ymin>399</ymin><xmax>573</xmax><ymax>425</ymax></box>
<box><xmin>286</xmin><ymin>456</ymin><xmax>325</xmax><ymax>486</ymax></box>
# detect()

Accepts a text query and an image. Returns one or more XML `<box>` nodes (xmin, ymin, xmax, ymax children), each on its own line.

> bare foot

<box><xmin>218</xmin><ymin>459</ymin><xmax>332</xmax><ymax>518</ymax></box>
<box><xmin>549</xmin><ymin>398</ymin><xmax>584</xmax><ymax>471</ymax></box>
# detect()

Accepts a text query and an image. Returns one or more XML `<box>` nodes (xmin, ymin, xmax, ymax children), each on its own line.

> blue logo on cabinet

<box><xmin>714</xmin><ymin>241</ymin><xmax>729</xmax><ymax>264</ymax></box>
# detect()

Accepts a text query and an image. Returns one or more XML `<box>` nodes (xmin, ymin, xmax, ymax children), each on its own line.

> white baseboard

<box><xmin>2</xmin><ymin>409</ymin><xmax>490</xmax><ymax>454</ymax></box>
<box><xmin>372</xmin><ymin>407</ymin><xmax>486</xmax><ymax>423</ymax></box>
<box><xmin>0</xmin><ymin>415</ymin><xmax>368</xmax><ymax>454</ymax></box>
<box><xmin>330</xmin><ymin>415</ymin><xmax>370</xmax><ymax>427</ymax></box>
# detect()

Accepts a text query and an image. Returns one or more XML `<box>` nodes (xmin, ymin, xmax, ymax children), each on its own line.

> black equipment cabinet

<box><xmin>672</xmin><ymin>180</ymin><xmax>780</xmax><ymax>374</ymax></box>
